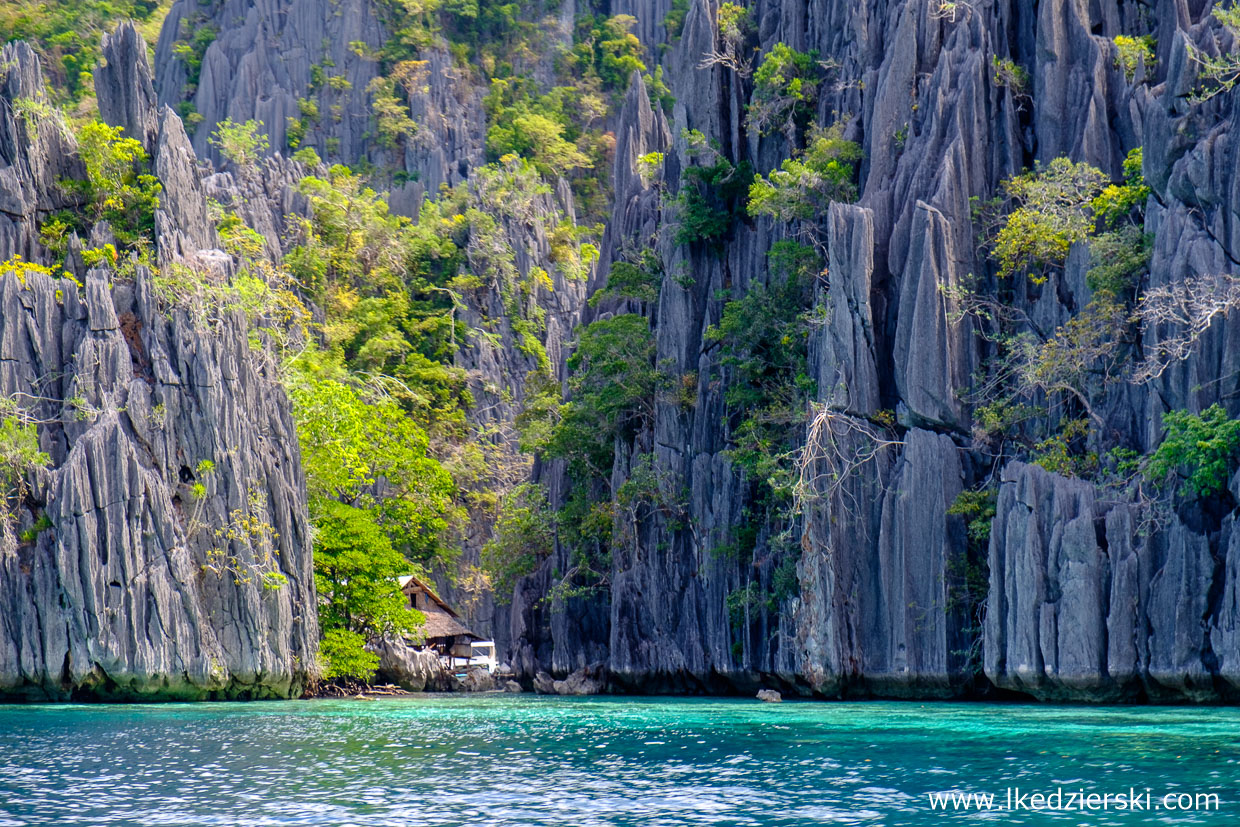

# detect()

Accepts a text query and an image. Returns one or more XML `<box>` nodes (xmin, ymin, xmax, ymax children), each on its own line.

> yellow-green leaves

<box><xmin>74</xmin><ymin>120</ymin><xmax>161</xmax><ymax>248</ymax></box>
<box><xmin>208</xmin><ymin>118</ymin><xmax>270</xmax><ymax>168</ymax></box>
<box><xmin>1188</xmin><ymin>3</ymin><xmax>1240</xmax><ymax>102</ymax></box>
<box><xmin>749</xmin><ymin>43</ymin><xmax>819</xmax><ymax>135</ymax></box>
<box><xmin>1113</xmin><ymin>35</ymin><xmax>1156</xmax><ymax>82</ymax></box>
<box><xmin>991</xmin><ymin>158</ymin><xmax>1106</xmax><ymax>281</ymax></box>
<box><xmin>748</xmin><ymin>122</ymin><xmax>863</xmax><ymax>224</ymax></box>
<box><xmin>990</xmin><ymin>149</ymin><xmax>1148</xmax><ymax>283</ymax></box>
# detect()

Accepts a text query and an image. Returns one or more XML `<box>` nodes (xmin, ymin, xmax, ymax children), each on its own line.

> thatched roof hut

<box><xmin>398</xmin><ymin>574</ymin><xmax>478</xmax><ymax>649</ymax></box>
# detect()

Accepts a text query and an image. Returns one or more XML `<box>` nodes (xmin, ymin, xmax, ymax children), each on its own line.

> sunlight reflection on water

<box><xmin>0</xmin><ymin>696</ymin><xmax>1238</xmax><ymax>825</ymax></box>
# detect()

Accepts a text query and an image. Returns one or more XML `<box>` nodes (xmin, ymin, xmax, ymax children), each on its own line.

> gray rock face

<box><xmin>0</xmin><ymin>263</ymin><xmax>318</xmax><ymax>701</ymax></box>
<box><xmin>0</xmin><ymin>29</ymin><xmax>317</xmax><ymax>701</ymax></box>
<box><xmin>0</xmin><ymin>43</ymin><xmax>86</xmax><ymax>259</ymax></box>
<box><xmin>500</xmin><ymin>0</ymin><xmax>1240</xmax><ymax>704</ymax></box>
<box><xmin>40</xmin><ymin>0</ymin><xmax>1240</xmax><ymax>704</ymax></box>
<box><xmin>460</xmin><ymin>666</ymin><xmax>498</xmax><ymax>692</ymax></box>
<box><xmin>370</xmin><ymin>637</ymin><xmax>451</xmax><ymax>692</ymax></box>
<box><xmin>155</xmin><ymin>0</ymin><xmax>388</xmax><ymax>167</ymax></box>
<box><xmin>96</xmin><ymin>22</ymin><xmax>159</xmax><ymax>150</ymax></box>
<box><xmin>552</xmin><ymin>663</ymin><xmax>606</xmax><ymax>695</ymax></box>
<box><xmin>985</xmin><ymin>463</ymin><xmax>1240</xmax><ymax>702</ymax></box>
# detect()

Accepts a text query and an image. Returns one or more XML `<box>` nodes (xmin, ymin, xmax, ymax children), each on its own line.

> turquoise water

<box><xmin>1</xmin><ymin>696</ymin><xmax>1238</xmax><ymax>825</ymax></box>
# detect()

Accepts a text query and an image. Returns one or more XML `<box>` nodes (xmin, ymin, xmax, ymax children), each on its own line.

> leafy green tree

<box><xmin>288</xmin><ymin>374</ymin><xmax>459</xmax><ymax>569</ymax></box>
<box><xmin>674</xmin><ymin>130</ymin><xmax>752</xmax><ymax>247</ymax></box>
<box><xmin>481</xmin><ymin>483</ymin><xmax>555</xmax><ymax>600</ymax></box>
<box><xmin>1147</xmin><ymin>404</ymin><xmax>1240</xmax><ymax>499</ymax></box>
<box><xmin>706</xmin><ymin>242</ymin><xmax>818</xmax><ymax>503</ymax></box>
<box><xmin>319</xmin><ymin>628</ymin><xmax>380</xmax><ymax>682</ymax></box>
<box><xmin>73</xmin><ymin>120</ymin><xmax>162</xmax><ymax>248</ymax></box>
<box><xmin>548</xmin><ymin>314</ymin><xmax>659</xmax><ymax>473</ymax></box>
<box><xmin>749</xmin><ymin>43</ymin><xmax>819</xmax><ymax>136</ymax></box>
<box><xmin>209</xmin><ymin>118</ymin><xmax>270</xmax><ymax>169</ymax></box>
<box><xmin>582</xmin><ymin>15</ymin><xmax>646</xmax><ymax>92</ymax></box>
<box><xmin>748</xmin><ymin>122</ymin><xmax>863</xmax><ymax>224</ymax></box>
<box><xmin>0</xmin><ymin>412</ymin><xmax>49</xmax><ymax>510</ymax></box>
<box><xmin>288</xmin><ymin>165</ymin><xmax>468</xmax><ymax>425</ymax></box>
<box><xmin>1113</xmin><ymin>35</ymin><xmax>1156</xmax><ymax>82</ymax></box>
<box><xmin>313</xmin><ymin>498</ymin><xmax>426</xmax><ymax>637</ymax></box>
<box><xmin>990</xmin><ymin>157</ymin><xmax>1107</xmax><ymax>282</ymax></box>
<box><xmin>488</xmin><ymin>111</ymin><xmax>592</xmax><ymax>177</ymax></box>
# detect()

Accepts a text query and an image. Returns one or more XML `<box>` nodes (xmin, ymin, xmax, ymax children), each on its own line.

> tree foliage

<box><xmin>674</xmin><ymin>130</ymin><xmax>752</xmax><ymax>247</ymax></box>
<box><xmin>209</xmin><ymin>118</ymin><xmax>270</xmax><ymax>169</ymax></box>
<box><xmin>707</xmin><ymin>242</ymin><xmax>818</xmax><ymax>506</ymax></box>
<box><xmin>289</xmin><ymin>374</ymin><xmax>459</xmax><ymax>569</ymax></box>
<box><xmin>480</xmin><ymin>483</ymin><xmax>555</xmax><ymax>600</ymax></box>
<box><xmin>0</xmin><ymin>411</ymin><xmax>49</xmax><ymax>511</ymax></box>
<box><xmin>749</xmin><ymin>43</ymin><xmax>819</xmax><ymax>136</ymax></box>
<box><xmin>990</xmin><ymin>158</ymin><xmax>1107</xmax><ymax>282</ymax></box>
<box><xmin>748</xmin><ymin>122</ymin><xmax>863</xmax><ymax>225</ymax></box>
<box><xmin>0</xmin><ymin>0</ymin><xmax>165</xmax><ymax>104</ymax></box>
<box><xmin>1147</xmin><ymin>404</ymin><xmax>1240</xmax><ymax>499</ymax></box>
<box><xmin>72</xmin><ymin>120</ymin><xmax>162</xmax><ymax>248</ymax></box>
<box><xmin>313</xmin><ymin>498</ymin><xmax>427</xmax><ymax>638</ymax></box>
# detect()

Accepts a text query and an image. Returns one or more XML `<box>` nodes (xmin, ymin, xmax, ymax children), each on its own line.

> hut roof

<box><xmin>398</xmin><ymin>573</ymin><xmax>479</xmax><ymax>641</ymax></box>
<box><xmin>421</xmin><ymin>609</ymin><xmax>477</xmax><ymax>641</ymax></box>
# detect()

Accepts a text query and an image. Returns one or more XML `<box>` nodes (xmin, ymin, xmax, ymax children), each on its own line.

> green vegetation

<box><xmin>170</xmin><ymin>13</ymin><xmax>216</xmax><ymax>97</ymax></box>
<box><xmin>209</xmin><ymin>118</ymin><xmax>270</xmax><ymax>169</ymax></box>
<box><xmin>699</xmin><ymin>3</ymin><xmax>753</xmax><ymax>76</ymax></box>
<box><xmin>366</xmin><ymin>61</ymin><xmax>424</xmax><ymax>149</ymax></box>
<box><xmin>1188</xmin><ymin>2</ymin><xmax>1240</xmax><ymax>101</ymax></box>
<box><xmin>1147</xmin><ymin>405</ymin><xmax>1240</xmax><ymax>499</ymax></box>
<box><xmin>706</xmin><ymin>242</ymin><xmax>818</xmax><ymax>508</ymax></box>
<box><xmin>748</xmin><ymin>122</ymin><xmax>863</xmax><ymax>224</ymax></box>
<box><xmin>991</xmin><ymin>55</ymin><xmax>1029</xmax><ymax>95</ymax></box>
<box><xmin>287</xmin><ymin>164</ymin><xmax>470</xmax><ymax>425</ymax></box>
<box><xmin>989</xmin><ymin>158</ymin><xmax>1107</xmax><ymax>282</ymax></box>
<box><xmin>947</xmin><ymin>488</ymin><xmax>997</xmax><ymax>554</ymax></box>
<box><xmin>1113</xmin><ymin>35</ymin><xmax>1156</xmax><ymax>82</ymax></box>
<box><xmin>0</xmin><ymin>408</ymin><xmax>49</xmax><ymax>513</ymax></box>
<box><xmin>545</xmin><ymin>313</ymin><xmax>659</xmax><ymax>476</ymax></box>
<box><xmin>518</xmin><ymin>311</ymin><xmax>662</xmax><ymax>597</ymax></box>
<box><xmin>706</xmin><ymin>242</ymin><xmax>819</xmax><ymax>639</ymax></box>
<box><xmin>319</xmin><ymin>628</ymin><xmax>380</xmax><ymax>682</ymax></box>
<box><xmin>289</xmin><ymin>376</ymin><xmax>459</xmax><ymax>570</ymax></box>
<box><xmin>480</xmin><ymin>483</ymin><xmax>555</xmax><ymax>600</ymax></box>
<box><xmin>485</xmin><ymin>79</ymin><xmax>594</xmax><ymax>178</ymax></box>
<box><xmin>313</xmin><ymin>498</ymin><xmax>427</xmax><ymax>640</ymax></box>
<box><xmin>279</xmin><ymin>150</ymin><xmax>596</xmax><ymax>673</ymax></box>
<box><xmin>749</xmin><ymin>43</ymin><xmax>820</xmax><ymax>136</ymax></box>
<box><xmin>0</xmin><ymin>0</ymin><xmax>168</xmax><ymax>105</ymax></box>
<box><xmin>589</xmin><ymin>252</ymin><xmax>662</xmax><ymax>307</ymax></box>
<box><xmin>663</xmin><ymin>0</ymin><xmax>689</xmax><ymax>42</ymax></box>
<box><xmin>673</xmin><ymin>130</ymin><xmax>753</xmax><ymax>247</ymax></box>
<box><xmin>70</xmin><ymin>120</ymin><xmax>162</xmax><ymax>249</ymax></box>
<box><xmin>962</xmin><ymin>148</ymin><xmax>1152</xmax><ymax>486</ymax></box>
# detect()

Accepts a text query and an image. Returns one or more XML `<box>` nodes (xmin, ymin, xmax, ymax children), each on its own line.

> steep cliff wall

<box><xmin>502</xmin><ymin>0</ymin><xmax>1240</xmax><ymax>702</ymax></box>
<box><xmin>0</xmin><ymin>31</ymin><xmax>317</xmax><ymax>700</ymax></box>
<box><xmin>9</xmin><ymin>0</ymin><xmax>1239</xmax><ymax>702</ymax></box>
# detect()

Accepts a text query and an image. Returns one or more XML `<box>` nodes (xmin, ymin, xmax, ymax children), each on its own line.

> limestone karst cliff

<box><xmin>4</xmin><ymin>0</ymin><xmax>1240</xmax><ymax>702</ymax></box>
<box><xmin>0</xmin><ymin>30</ymin><xmax>317</xmax><ymax>700</ymax></box>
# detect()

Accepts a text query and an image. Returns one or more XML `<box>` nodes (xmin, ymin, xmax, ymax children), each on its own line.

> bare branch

<box><xmin>794</xmin><ymin>405</ymin><xmax>904</xmax><ymax>551</ymax></box>
<box><xmin>1133</xmin><ymin>273</ymin><xmax>1240</xmax><ymax>383</ymax></box>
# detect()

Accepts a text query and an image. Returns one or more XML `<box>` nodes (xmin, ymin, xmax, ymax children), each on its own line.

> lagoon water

<box><xmin>1</xmin><ymin>696</ymin><xmax>1238</xmax><ymax>825</ymax></box>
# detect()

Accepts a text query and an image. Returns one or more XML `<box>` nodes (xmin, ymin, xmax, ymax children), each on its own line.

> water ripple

<box><xmin>0</xmin><ymin>697</ymin><xmax>1237</xmax><ymax>825</ymax></box>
